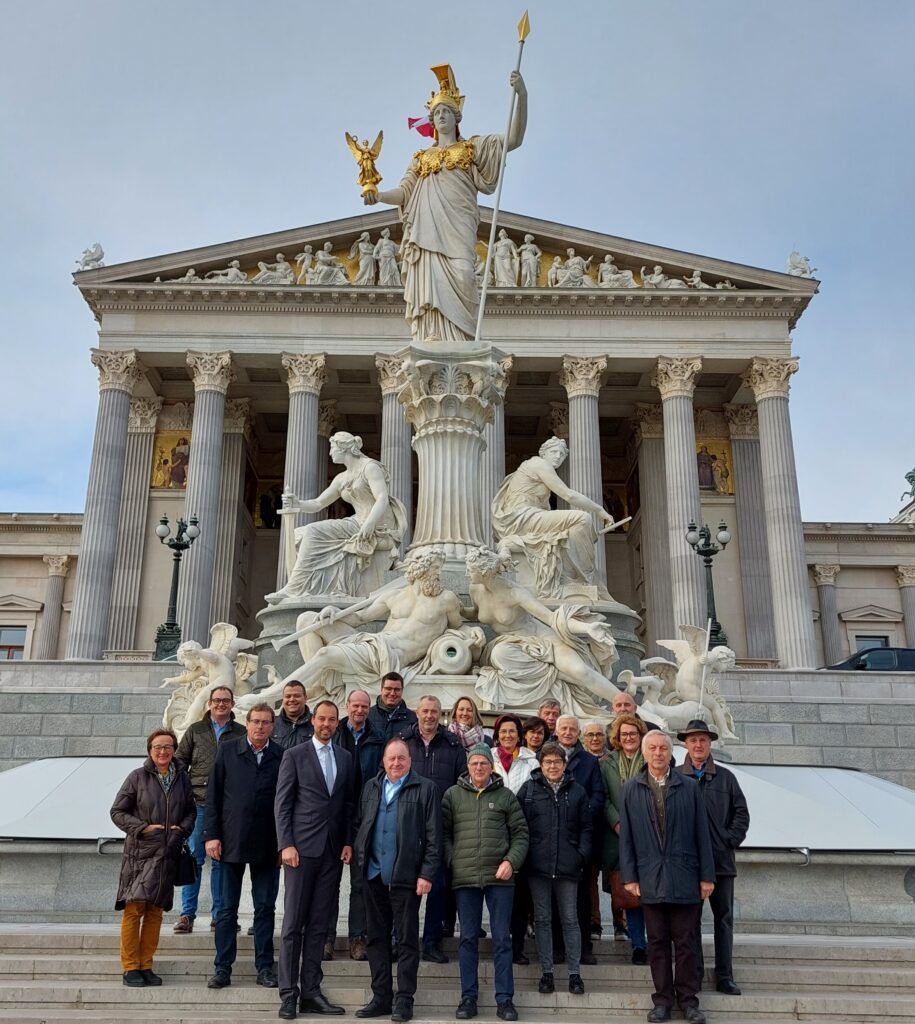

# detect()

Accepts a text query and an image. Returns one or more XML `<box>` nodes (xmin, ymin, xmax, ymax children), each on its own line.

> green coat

<box><xmin>442</xmin><ymin>772</ymin><xmax>529</xmax><ymax>889</ymax></box>
<box><xmin>600</xmin><ymin>750</ymin><xmax>644</xmax><ymax>884</ymax></box>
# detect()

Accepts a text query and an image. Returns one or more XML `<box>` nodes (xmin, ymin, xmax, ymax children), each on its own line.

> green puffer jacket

<box><xmin>442</xmin><ymin>772</ymin><xmax>529</xmax><ymax>889</ymax></box>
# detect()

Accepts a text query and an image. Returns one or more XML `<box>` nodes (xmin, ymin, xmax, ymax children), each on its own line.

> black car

<box><xmin>825</xmin><ymin>647</ymin><xmax>915</xmax><ymax>671</ymax></box>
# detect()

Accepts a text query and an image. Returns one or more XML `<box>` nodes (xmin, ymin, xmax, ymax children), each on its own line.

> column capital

<box><xmin>549</xmin><ymin>402</ymin><xmax>569</xmax><ymax>440</ymax></box>
<box><xmin>723</xmin><ymin>402</ymin><xmax>759</xmax><ymax>439</ymax></box>
<box><xmin>494</xmin><ymin>355</ymin><xmax>513</xmax><ymax>400</ymax></box>
<box><xmin>224</xmin><ymin>397</ymin><xmax>253</xmax><ymax>438</ymax></box>
<box><xmin>650</xmin><ymin>356</ymin><xmax>702</xmax><ymax>400</ymax></box>
<box><xmin>812</xmin><ymin>563</ymin><xmax>840</xmax><ymax>587</ymax></box>
<box><xmin>187</xmin><ymin>351</ymin><xmax>234</xmax><ymax>394</ymax></box>
<box><xmin>282</xmin><ymin>352</ymin><xmax>327</xmax><ymax>396</ymax></box>
<box><xmin>560</xmin><ymin>355</ymin><xmax>606</xmax><ymax>398</ymax></box>
<box><xmin>896</xmin><ymin>565</ymin><xmax>915</xmax><ymax>588</ymax></box>
<box><xmin>375</xmin><ymin>354</ymin><xmax>407</xmax><ymax>396</ymax></box>
<box><xmin>318</xmin><ymin>399</ymin><xmax>338</xmax><ymax>438</ymax></box>
<box><xmin>43</xmin><ymin>554</ymin><xmax>71</xmax><ymax>578</ymax></box>
<box><xmin>91</xmin><ymin>349</ymin><xmax>145</xmax><ymax>394</ymax></box>
<box><xmin>128</xmin><ymin>396</ymin><xmax>163</xmax><ymax>433</ymax></box>
<box><xmin>744</xmin><ymin>356</ymin><xmax>799</xmax><ymax>401</ymax></box>
<box><xmin>633</xmin><ymin>402</ymin><xmax>664</xmax><ymax>442</ymax></box>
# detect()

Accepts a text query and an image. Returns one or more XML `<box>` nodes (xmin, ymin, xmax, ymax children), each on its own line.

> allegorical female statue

<box><xmin>365</xmin><ymin>64</ymin><xmax>528</xmax><ymax>345</ymax></box>
<box><xmin>266</xmin><ymin>432</ymin><xmax>408</xmax><ymax>602</ymax></box>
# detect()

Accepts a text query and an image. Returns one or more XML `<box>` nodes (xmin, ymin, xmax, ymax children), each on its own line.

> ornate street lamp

<box><xmin>685</xmin><ymin>518</ymin><xmax>731</xmax><ymax>648</ymax></box>
<box><xmin>152</xmin><ymin>514</ymin><xmax>200</xmax><ymax>661</ymax></box>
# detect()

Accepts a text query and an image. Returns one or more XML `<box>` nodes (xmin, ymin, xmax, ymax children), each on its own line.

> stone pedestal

<box><xmin>813</xmin><ymin>564</ymin><xmax>843</xmax><ymax>666</ymax></box>
<box><xmin>376</xmin><ymin>355</ymin><xmax>413</xmax><ymax>547</ymax></box>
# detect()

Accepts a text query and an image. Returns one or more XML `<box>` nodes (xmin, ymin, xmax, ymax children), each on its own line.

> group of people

<box><xmin>110</xmin><ymin>675</ymin><xmax>749</xmax><ymax>1024</ymax></box>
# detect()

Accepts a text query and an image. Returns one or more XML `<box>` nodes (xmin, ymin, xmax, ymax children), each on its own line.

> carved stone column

<box><xmin>376</xmin><ymin>354</ymin><xmax>413</xmax><ymax>546</ymax></box>
<box><xmin>177</xmin><ymin>351</ymin><xmax>233</xmax><ymax>646</ymax></box>
<box><xmin>211</xmin><ymin>399</ymin><xmax>252</xmax><ymax>625</ymax></box>
<box><xmin>896</xmin><ymin>566</ymin><xmax>915</xmax><ymax>647</ymax></box>
<box><xmin>650</xmin><ymin>357</ymin><xmax>705</xmax><ymax>632</ymax></box>
<box><xmin>108</xmin><ymin>397</ymin><xmax>162</xmax><ymax>652</ymax></box>
<box><xmin>33</xmin><ymin>556</ymin><xmax>71</xmax><ymax>660</ymax></box>
<box><xmin>316</xmin><ymin>400</ymin><xmax>337</xmax><ymax>510</ymax></box>
<box><xmin>560</xmin><ymin>355</ymin><xmax>608</xmax><ymax>589</ymax></box>
<box><xmin>549</xmin><ymin>402</ymin><xmax>570</xmax><ymax>509</ymax></box>
<box><xmin>481</xmin><ymin>356</ymin><xmax>512</xmax><ymax>545</ymax></box>
<box><xmin>67</xmin><ymin>349</ymin><xmax>144</xmax><ymax>659</ymax></box>
<box><xmin>745</xmin><ymin>357</ymin><xmax>817</xmax><ymax>668</ymax></box>
<box><xmin>634</xmin><ymin>403</ymin><xmax>674</xmax><ymax>654</ymax></box>
<box><xmin>813</xmin><ymin>564</ymin><xmax>843</xmax><ymax>666</ymax></box>
<box><xmin>724</xmin><ymin>403</ymin><xmax>777</xmax><ymax>659</ymax></box>
<box><xmin>276</xmin><ymin>354</ymin><xmax>325</xmax><ymax>588</ymax></box>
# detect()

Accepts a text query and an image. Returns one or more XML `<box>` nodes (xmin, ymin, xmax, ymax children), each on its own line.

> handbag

<box><xmin>609</xmin><ymin>868</ymin><xmax>640</xmax><ymax>910</ymax></box>
<box><xmin>174</xmin><ymin>842</ymin><xmax>198</xmax><ymax>887</ymax></box>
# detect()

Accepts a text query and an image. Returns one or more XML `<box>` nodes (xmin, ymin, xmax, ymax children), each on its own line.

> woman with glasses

<box><xmin>111</xmin><ymin>728</ymin><xmax>195</xmax><ymax>986</ymax></box>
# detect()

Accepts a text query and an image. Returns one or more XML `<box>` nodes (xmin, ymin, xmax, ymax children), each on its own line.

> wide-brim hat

<box><xmin>676</xmin><ymin>719</ymin><xmax>718</xmax><ymax>742</ymax></box>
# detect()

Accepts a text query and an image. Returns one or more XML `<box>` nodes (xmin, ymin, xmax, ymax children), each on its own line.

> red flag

<box><xmin>407</xmin><ymin>115</ymin><xmax>435</xmax><ymax>139</ymax></box>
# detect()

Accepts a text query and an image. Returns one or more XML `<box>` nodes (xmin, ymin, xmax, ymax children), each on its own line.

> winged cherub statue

<box><xmin>345</xmin><ymin>131</ymin><xmax>384</xmax><ymax>196</ymax></box>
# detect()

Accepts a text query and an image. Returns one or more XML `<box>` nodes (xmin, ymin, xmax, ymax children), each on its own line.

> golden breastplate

<box><xmin>413</xmin><ymin>140</ymin><xmax>474</xmax><ymax>178</ymax></box>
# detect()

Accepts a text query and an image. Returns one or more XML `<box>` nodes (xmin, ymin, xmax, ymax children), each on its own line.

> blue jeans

<box><xmin>422</xmin><ymin>861</ymin><xmax>448</xmax><ymax>947</ymax></box>
<box><xmin>214</xmin><ymin>860</ymin><xmax>280</xmax><ymax>974</ymax></box>
<box><xmin>181</xmin><ymin>805</ymin><xmax>223</xmax><ymax>920</ymax></box>
<box><xmin>454</xmin><ymin>885</ymin><xmax>513</xmax><ymax>1004</ymax></box>
<box><xmin>627</xmin><ymin>905</ymin><xmax>646</xmax><ymax>950</ymax></box>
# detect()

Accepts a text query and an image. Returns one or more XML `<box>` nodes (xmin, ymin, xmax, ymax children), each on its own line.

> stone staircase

<box><xmin>1</xmin><ymin>925</ymin><xmax>913</xmax><ymax>1023</ymax></box>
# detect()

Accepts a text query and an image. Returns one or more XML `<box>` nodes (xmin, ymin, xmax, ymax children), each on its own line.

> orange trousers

<box><xmin>120</xmin><ymin>901</ymin><xmax>164</xmax><ymax>971</ymax></box>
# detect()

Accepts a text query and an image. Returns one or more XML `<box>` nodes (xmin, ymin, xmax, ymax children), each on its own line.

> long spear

<box><xmin>473</xmin><ymin>10</ymin><xmax>531</xmax><ymax>346</ymax></box>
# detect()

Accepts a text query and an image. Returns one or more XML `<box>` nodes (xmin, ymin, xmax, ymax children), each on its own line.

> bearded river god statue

<box><xmin>364</xmin><ymin>64</ymin><xmax>528</xmax><ymax>346</ymax></box>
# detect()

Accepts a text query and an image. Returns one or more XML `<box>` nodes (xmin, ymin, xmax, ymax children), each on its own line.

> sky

<box><xmin>1</xmin><ymin>0</ymin><xmax>913</xmax><ymax>522</ymax></box>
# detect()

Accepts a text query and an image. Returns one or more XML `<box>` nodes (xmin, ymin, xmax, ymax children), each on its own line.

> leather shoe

<box><xmin>537</xmin><ymin>972</ymin><xmax>554</xmax><ymax>995</ymax></box>
<box><xmin>355</xmin><ymin>998</ymin><xmax>392</xmax><ymax>1018</ymax></box>
<box><xmin>682</xmin><ymin>1008</ymin><xmax>706</xmax><ymax>1024</ymax></box>
<box><xmin>422</xmin><ymin>943</ymin><xmax>449</xmax><ymax>964</ymax></box>
<box><xmin>350</xmin><ymin>937</ymin><xmax>368</xmax><ymax>962</ymax></box>
<box><xmin>322</xmin><ymin>940</ymin><xmax>335</xmax><ymax>961</ymax></box>
<box><xmin>299</xmin><ymin>993</ymin><xmax>345</xmax><ymax>1015</ymax></box>
<box><xmin>646</xmin><ymin>1007</ymin><xmax>671</xmax><ymax>1022</ymax></box>
<box><xmin>579</xmin><ymin>952</ymin><xmax>597</xmax><ymax>965</ymax></box>
<box><xmin>140</xmin><ymin>969</ymin><xmax>162</xmax><ymax>986</ymax></box>
<box><xmin>496</xmin><ymin>1000</ymin><xmax>518</xmax><ymax>1021</ymax></box>
<box><xmin>632</xmin><ymin>947</ymin><xmax>648</xmax><ymax>965</ymax></box>
<box><xmin>568</xmin><ymin>973</ymin><xmax>585</xmax><ymax>995</ymax></box>
<box><xmin>279</xmin><ymin>996</ymin><xmax>298</xmax><ymax>1020</ymax></box>
<box><xmin>123</xmin><ymin>970</ymin><xmax>146</xmax><ymax>987</ymax></box>
<box><xmin>207</xmin><ymin>970</ymin><xmax>231</xmax><ymax>989</ymax></box>
<box><xmin>512</xmin><ymin>951</ymin><xmax>529</xmax><ymax>965</ymax></box>
<box><xmin>716</xmin><ymin>978</ymin><xmax>741</xmax><ymax>995</ymax></box>
<box><xmin>391</xmin><ymin>1000</ymin><xmax>413</xmax><ymax>1022</ymax></box>
<box><xmin>172</xmin><ymin>915</ymin><xmax>193</xmax><ymax>934</ymax></box>
<box><xmin>257</xmin><ymin>968</ymin><xmax>278</xmax><ymax>988</ymax></box>
<box><xmin>455</xmin><ymin>998</ymin><xmax>477</xmax><ymax>1020</ymax></box>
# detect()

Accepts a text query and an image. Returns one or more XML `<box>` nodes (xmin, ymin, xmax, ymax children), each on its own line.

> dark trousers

<box><xmin>279</xmin><ymin>843</ymin><xmax>342</xmax><ymax>1000</ymax></box>
<box><xmin>328</xmin><ymin>860</ymin><xmax>367</xmax><ymax>941</ymax></box>
<box><xmin>643</xmin><ymin>902</ymin><xmax>703</xmax><ymax>1011</ymax></box>
<box><xmin>422</xmin><ymin>860</ymin><xmax>448</xmax><ymax>947</ymax></box>
<box><xmin>214</xmin><ymin>860</ymin><xmax>280</xmax><ymax>974</ymax></box>
<box><xmin>510</xmin><ymin>873</ymin><xmax>530</xmax><ymax>957</ymax></box>
<box><xmin>528</xmin><ymin>875</ymin><xmax>579</xmax><ymax>974</ymax></box>
<box><xmin>454</xmin><ymin>885</ymin><xmax>514</xmax><ymax>1004</ymax></box>
<box><xmin>699</xmin><ymin>874</ymin><xmax>735</xmax><ymax>982</ymax></box>
<box><xmin>365</xmin><ymin>876</ymin><xmax>421</xmax><ymax>1007</ymax></box>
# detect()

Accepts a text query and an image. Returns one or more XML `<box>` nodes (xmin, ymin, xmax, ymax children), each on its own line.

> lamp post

<box><xmin>686</xmin><ymin>518</ymin><xmax>731</xmax><ymax>648</ymax></box>
<box><xmin>152</xmin><ymin>513</ymin><xmax>200</xmax><ymax>661</ymax></box>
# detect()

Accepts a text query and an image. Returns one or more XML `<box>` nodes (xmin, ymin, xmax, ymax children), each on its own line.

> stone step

<box><xmin>0</xmin><ymin>1013</ymin><xmax>855</xmax><ymax>1024</ymax></box>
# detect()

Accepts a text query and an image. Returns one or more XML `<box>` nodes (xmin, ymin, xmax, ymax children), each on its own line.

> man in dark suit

<box><xmin>275</xmin><ymin>700</ymin><xmax>355</xmax><ymax>1020</ymax></box>
<box><xmin>203</xmin><ymin>702</ymin><xmax>283</xmax><ymax>989</ymax></box>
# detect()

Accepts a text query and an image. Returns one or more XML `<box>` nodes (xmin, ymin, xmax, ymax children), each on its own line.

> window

<box><xmin>855</xmin><ymin>635</ymin><xmax>889</xmax><ymax>652</ymax></box>
<box><xmin>857</xmin><ymin>648</ymin><xmax>896</xmax><ymax>671</ymax></box>
<box><xmin>0</xmin><ymin>627</ymin><xmax>26</xmax><ymax>660</ymax></box>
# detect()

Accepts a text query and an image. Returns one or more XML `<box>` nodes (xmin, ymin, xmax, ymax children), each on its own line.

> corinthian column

<box><xmin>650</xmin><ymin>357</ymin><xmax>705</xmax><ymax>632</ymax></box>
<box><xmin>376</xmin><ymin>354</ymin><xmax>413</xmax><ymax>546</ymax></box>
<box><xmin>33</xmin><ymin>556</ymin><xmax>71</xmax><ymax>660</ymax></box>
<box><xmin>724</xmin><ymin>403</ymin><xmax>777</xmax><ymax>659</ymax></box>
<box><xmin>896</xmin><ymin>566</ymin><xmax>915</xmax><ymax>647</ymax></box>
<box><xmin>633</xmin><ymin>403</ymin><xmax>674</xmax><ymax>653</ymax></box>
<box><xmin>813</xmin><ymin>564</ymin><xmax>843</xmax><ymax>665</ymax></box>
<box><xmin>745</xmin><ymin>356</ymin><xmax>817</xmax><ymax>667</ymax></box>
<box><xmin>211</xmin><ymin>399</ymin><xmax>252</xmax><ymax>624</ymax></box>
<box><xmin>561</xmin><ymin>355</ymin><xmax>608</xmax><ymax>590</ymax></box>
<box><xmin>481</xmin><ymin>356</ymin><xmax>512</xmax><ymax>545</ymax></box>
<box><xmin>108</xmin><ymin>397</ymin><xmax>162</xmax><ymax>652</ymax></box>
<box><xmin>316</xmin><ymin>400</ymin><xmax>337</xmax><ymax>509</ymax></box>
<box><xmin>176</xmin><ymin>351</ymin><xmax>233</xmax><ymax>646</ymax></box>
<box><xmin>67</xmin><ymin>349</ymin><xmax>144</xmax><ymax>659</ymax></box>
<box><xmin>276</xmin><ymin>354</ymin><xmax>325</xmax><ymax>588</ymax></box>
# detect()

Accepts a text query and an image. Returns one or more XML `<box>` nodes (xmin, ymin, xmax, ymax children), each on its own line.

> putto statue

<box><xmin>518</xmin><ymin>234</ymin><xmax>542</xmax><ymax>287</ymax></box>
<box><xmin>251</xmin><ymin>254</ymin><xmax>294</xmax><ymax>285</ymax></box>
<box><xmin>787</xmin><ymin>250</ymin><xmax>817</xmax><ymax>277</ymax></box>
<box><xmin>345</xmin><ymin>130</ymin><xmax>384</xmax><ymax>197</ymax></box>
<box><xmin>492</xmin><ymin>229</ymin><xmax>520</xmax><ymax>286</ymax></box>
<box><xmin>204</xmin><ymin>260</ymin><xmax>248</xmax><ymax>284</ymax></box>
<box><xmin>641</xmin><ymin>264</ymin><xmax>688</xmax><ymax>289</ymax></box>
<box><xmin>76</xmin><ymin>243</ymin><xmax>105</xmax><ymax>270</ymax></box>
<box><xmin>348</xmin><ymin>231</ymin><xmax>377</xmax><ymax>285</ymax></box>
<box><xmin>266</xmin><ymin>431</ymin><xmax>408</xmax><ymax>603</ymax></box>
<box><xmin>684</xmin><ymin>269</ymin><xmax>714</xmax><ymax>290</ymax></box>
<box><xmin>597</xmin><ymin>255</ymin><xmax>636</xmax><ymax>289</ymax></box>
<box><xmin>492</xmin><ymin>436</ymin><xmax>617</xmax><ymax>599</ymax></box>
<box><xmin>364</xmin><ymin>63</ymin><xmax>528</xmax><ymax>344</ymax></box>
<box><xmin>294</xmin><ymin>245</ymin><xmax>314</xmax><ymax>284</ymax></box>
<box><xmin>373</xmin><ymin>228</ymin><xmax>401</xmax><ymax>287</ymax></box>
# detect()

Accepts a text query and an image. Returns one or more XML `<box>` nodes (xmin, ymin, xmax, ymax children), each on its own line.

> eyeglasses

<box><xmin>619</xmin><ymin>732</ymin><xmax>641</xmax><ymax>740</ymax></box>
<box><xmin>540</xmin><ymin>758</ymin><xmax>565</xmax><ymax>767</ymax></box>
<box><xmin>209</xmin><ymin>698</ymin><xmax>233</xmax><ymax>705</ymax></box>
<box><xmin>150</xmin><ymin>745</ymin><xmax>175</xmax><ymax>753</ymax></box>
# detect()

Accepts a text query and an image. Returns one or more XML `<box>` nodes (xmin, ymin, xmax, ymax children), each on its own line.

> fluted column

<box><xmin>376</xmin><ymin>354</ymin><xmax>413</xmax><ymax>546</ymax></box>
<box><xmin>634</xmin><ymin>403</ymin><xmax>674</xmax><ymax>654</ymax></box>
<box><xmin>33</xmin><ymin>556</ymin><xmax>71</xmax><ymax>660</ymax></box>
<box><xmin>67</xmin><ymin>349</ymin><xmax>144</xmax><ymax>659</ymax></box>
<box><xmin>211</xmin><ymin>399</ymin><xmax>252</xmax><ymax>624</ymax></box>
<box><xmin>176</xmin><ymin>351</ymin><xmax>233</xmax><ymax>646</ymax></box>
<box><xmin>276</xmin><ymin>354</ymin><xmax>325</xmax><ymax>588</ymax></box>
<box><xmin>561</xmin><ymin>356</ymin><xmax>608</xmax><ymax>590</ymax></box>
<box><xmin>108</xmin><ymin>397</ymin><xmax>162</xmax><ymax>651</ymax></box>
<box><xmin>316</xmin><ymin>400</ymin><xmax>337</xmax><ymax>511</ymax></box>
<box><xmin>650</xmin><ymin>357</ymin><xmax>705</xmax><ymax>631</ymax></box>
<box><xmin>549</xmin><ymin>403</ymin><xmax>570</xmax><ymax>509</ymax></box>
<box><xmin>481</xmin><ymin>356</ymin><xmax>512</xmax><ymax>545</ymax></box>
<box><xmin>813</xmin><ymin>564</ymin><xmax>843</xmax><ymax>665</ymax></box>
<box><xmin>745</xmin><ymin>357</ymin><xmax>817</xmax><ymax>668</ymax></box>
<box><xmin>896</xmin><ymin>566</ymin><xmax>915</xmax><ymax>647</ymax></box>
<box><xmin>724</xmin><ymin>404</ymin><xmax>777</xmax><ymax>659</ymax></box>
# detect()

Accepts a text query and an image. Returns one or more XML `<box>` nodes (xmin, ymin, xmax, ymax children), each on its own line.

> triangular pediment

<box><xmin>838</xmin><ymin>605</ymin><xmax>904</xmax><ymax>623</ymax></box>
<box><xmin>0</xmin><ymin>594</ymin><xmax>44</xmax><ymax>612</ymax></box>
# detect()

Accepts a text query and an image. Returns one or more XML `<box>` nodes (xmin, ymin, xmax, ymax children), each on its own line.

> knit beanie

<box><xmin>466</xmin><ymin>742</ymin><xmax>494</xmax><ymax>764</ymax></box>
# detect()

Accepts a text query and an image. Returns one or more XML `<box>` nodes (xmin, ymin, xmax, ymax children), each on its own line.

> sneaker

<box><xmin>422</xmin><ymin>943</ymin><xmax>449</xmax><ymax>964</ymax></box>
<box><xmin>207</xmin><ymin>970</ymin><xmax>231</xmax><ymax>989</ymax></box>
<box><xmin>455</xmin><ymin>998</ymin><xmax>478</xmax><ymax>1020</ymax></box>
<box><xmin>140</xmin><ymin>969</ymin><xmax>162</xmax><ymax>986</ymax></box>
<box><xmin>496</xmin><ymin>1000</ymin><xmax>518</xmax><ymax>1021</ymax></box>
<box><xmin>632</xmin><ymin>947</ymin><xmax>648</xmax><ymax>965</ymax></box>
<box><xmin>569</xmin><ymin>973</ymin><xmax>585</xmax><ymax>995</ymax></box>
<box><xmin>172</xmin><ymin>915</ymin><xmax>193</xmax><ymax>934</ymax></box>
<box><xmin>590</xmin><ymin>924</ymin><xmax>602</xmax><ymax>938</ymax></box>
<box><xmin>350</xmin><ymin>937</ymin><xmax>368</xmax><ymax>962</ymax></box>
<box><xmin>537</xmin><ymin>972</ymin><xmax>554</xmax><ymax>994</ymax></box>
<box><xmin>122</xmin><ymin>970</ymin><xmax>146</xmax><ymax>987</ymax></box>
<box><xmin>613</xmin><ymin>926</ymin><xmax>628</xmax><ymax>941</ymax></box>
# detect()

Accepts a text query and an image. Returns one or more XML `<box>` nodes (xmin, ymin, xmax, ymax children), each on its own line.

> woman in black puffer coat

<box><xmin>110</xmin><ymin>728</ymin><xmax>195</xmax><ymax>987</ymax></box>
